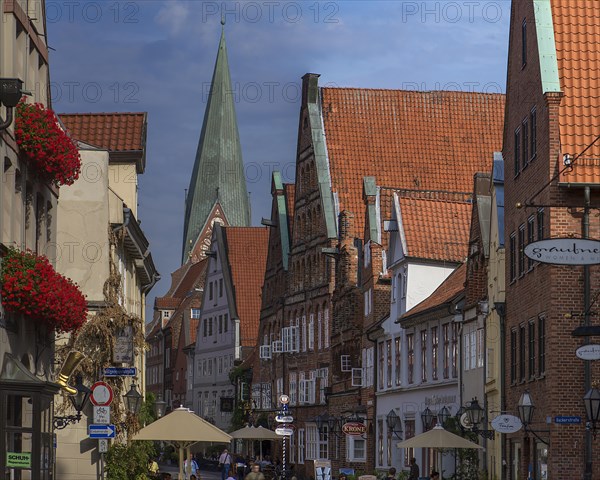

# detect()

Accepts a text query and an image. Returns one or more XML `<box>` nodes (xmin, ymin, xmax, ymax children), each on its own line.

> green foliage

<box><xmin>105</xmin><ymin>441</ymin><xmax>155</xmax><ymax>480</ymax></box>
<box><xmin>139</xmin><ymin>392</ymin><xmax>157</xmax><ymax>427</ymax></box>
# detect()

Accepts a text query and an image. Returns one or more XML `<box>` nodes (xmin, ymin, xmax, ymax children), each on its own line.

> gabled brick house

<box><xmin>503</xmin><ymin>1</ymin><xmax>600</xmax><ymax>479</ymax></box>
<box><xmin>255</xmin><ymin>73</ymin><xmax>504</xmax><ymax>476</ymax></box>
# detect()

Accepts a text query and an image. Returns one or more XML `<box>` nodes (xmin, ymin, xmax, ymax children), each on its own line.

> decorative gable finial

<box><xmin>221</xmin><ymin>12</ymin><xmax>225</xmax><ymax>27</ymax></box>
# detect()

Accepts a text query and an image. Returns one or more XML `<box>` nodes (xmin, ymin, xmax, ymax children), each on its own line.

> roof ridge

<box><xmin>321</xmin><ymin>86</ymin><xmax>505</xmax><ymax>96</ymax></box>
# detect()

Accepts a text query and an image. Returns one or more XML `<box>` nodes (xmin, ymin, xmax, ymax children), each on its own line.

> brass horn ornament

<box><xmin>56</xmin><ymin>350</ymin><xmax>86</xmax><ymax>395</ymax></box>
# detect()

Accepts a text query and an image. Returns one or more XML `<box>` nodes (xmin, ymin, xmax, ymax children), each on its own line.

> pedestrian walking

<box><xmin>244</xmin><ymin>463</ymin><xmax>265</xmax><ymax>480</ymax></box>
<box><xmin>408</xmin><ymin>458</ymin><xmax>420</xmax><ymax>480</ymax></box>
<box><xmin>219</xmin><ymin>448</ymin><xmax>233</xmax><ymax>480</ymax></box>
<box><xmin>386</xmin><ymin>467</ymin><xmax>396</xmax><ymax>480</ymax></box>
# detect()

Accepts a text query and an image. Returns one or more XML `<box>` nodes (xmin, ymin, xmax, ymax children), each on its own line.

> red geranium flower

<box><xmin>1</xmin><ymin>248</ymin><xmax>87</xmax><ymax>333</ymax></box>
<box><xmin>15</xmin><ymin>99</ymin><xmax>81</xmax><ymax>187</ymax></box>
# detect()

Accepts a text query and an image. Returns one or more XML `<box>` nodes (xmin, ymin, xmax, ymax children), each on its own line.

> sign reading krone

<box><xmin>342</xmin><ymin>422</ymin><xmax>367</xmax><ymax>436</ymax></box>
<box><xmin>524</xmin><ymin>238</ymin><xmax>600</xmax><ymax>265</ymax></box>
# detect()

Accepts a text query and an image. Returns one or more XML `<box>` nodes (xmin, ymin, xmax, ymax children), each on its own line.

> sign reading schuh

<box><xmin>524</xmin><ymin>238</ymin><xmax>600</xmax><ymax>265</ymax></box>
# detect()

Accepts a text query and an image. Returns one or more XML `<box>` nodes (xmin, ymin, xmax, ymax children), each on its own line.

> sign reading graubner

<box><xmin>524</xmin><ymin>238</ymin><xmax>600</xmax><ymax>265</ymax></box>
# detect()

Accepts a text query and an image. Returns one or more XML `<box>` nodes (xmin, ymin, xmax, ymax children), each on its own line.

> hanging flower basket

<box><xmin>14</xmin><ymin>99</ymin><xmax>81</xmax><ymax>187</ymax></box>
<box><xmin>1</xmin><ymin>248</ymin><xmax>87</xmax><ymax>333</ymax></box>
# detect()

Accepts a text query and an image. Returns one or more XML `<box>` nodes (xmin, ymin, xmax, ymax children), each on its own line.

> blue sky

<box><xmin>47</xmin><ymin>0</ymin><xmax>511</xmax><ymax>317</ymax></box>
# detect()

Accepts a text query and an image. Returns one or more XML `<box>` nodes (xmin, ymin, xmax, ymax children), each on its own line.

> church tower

<box><xmin>182</xmin><ymin>22</ymin><xmax>250</xmax><ymax>264</ymax></box>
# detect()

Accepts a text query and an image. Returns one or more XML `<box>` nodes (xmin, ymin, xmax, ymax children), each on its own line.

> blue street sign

<box><xmin>103</xmin><ymin>367</ymin><xmax>137</xmax><ymax>377</ymax></box>
<box><xmin>89</xmin><ymin>424</ymin><xmax>116</xmax><ymax>438</ymax></box>
<box><xmin>554</xmin><ymin>416</ymin><xmax>582</xmax><ymax>424</ymax></box>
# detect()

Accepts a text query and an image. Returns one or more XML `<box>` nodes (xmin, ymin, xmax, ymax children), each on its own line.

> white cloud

<box><xmin>155</xmin><ymin>1</ymin><xmax>190</xmax><ymax>35</ymax></box>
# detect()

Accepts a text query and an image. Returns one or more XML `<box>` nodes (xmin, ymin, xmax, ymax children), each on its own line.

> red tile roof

<box><xmin>402</xmin><ymin>263</ymin><xmax>467</xmax><ymax>319</ymax></box>
<box><xmin>172</xmin><ymin>259</ymin><xmax>208</xmax><ymax>298</ymax></box>
<box><xmin>320</xmin><ymin>88</ymin><xmax>504</xmax><ymax>237</ymax></box>
<box><xmin>155</xmin><ymin>297</ymin><xmax>181</xmax><ymax>309</ymax></box>
<box><xmin>397</xmin><ymin>195</ymin><xmax>472</xmax><ymax>262</ymax></box>
<box><xmin>552</xmin><ymin>2</ymin><xmax>600</xmax><ymax>184</ymax></box>
<box><xmin>224</xmin><ymin>227</ymin><xmax>269</xmax><ymax>347</ymax></box>
<box><xmin>59</xmin><ymin>113</ymin><xmax>146</xmax><ymax>151</ymax></box>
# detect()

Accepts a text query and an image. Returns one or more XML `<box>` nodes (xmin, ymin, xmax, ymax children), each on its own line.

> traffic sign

<box><xmin>89</xmin><ymin>424</ymin><xmax>116</xmax><ymax>438</ymax></box>
<box><xmin>275</xmin><ymin>415</ymin><xmax>294</xmax><ymax>423</ymax></box>
<box><xmin>275</xmin><ymin>427</ymin><xmax>294</xmax><ymax>436</ymax></box>
<box><xmin>104</xmin><ymin>367</ymin><xmax>137</xmax><ymax>377</ymax></box>
<box><xmin>554</xmin><ymin>416</ymin><xmax>582</xmax><ymax>424</ymax></box>
<box><xmin>90</xmin><ymin>382</ymin><xmax>114</xmax><ymax>406</ymax></box>
<box><xmin>93</xmin><ymin>406</ymin><xmax>111</xmax><ymax>425</ymax></box>
<box><xmin>98</xmin><ymin>439</ymin><xmax>109</xmax><ymax>453</ymax></box>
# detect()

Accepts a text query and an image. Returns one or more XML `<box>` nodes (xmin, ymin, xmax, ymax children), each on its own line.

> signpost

<box><xmin>89</xmin><ymin>424</ymin><xmax>116</xmax><ymax>438</ymax></box>
<box><xmin>275</xmin><ymin>415</ymin><xmax>294</xmax><ymax>423</ymax></box>
<box><xmin>576</xmin><ymin>344</ymin><xmax>600</xmax><ymax>361</ymax></box>
<box><xmin>103</xmin><ymin>367</ymin><xmax>137</xmax><ymax>377</ymax></box>
<box><xmin>554</xmin><ymin>416</ymin><xmax>582</xmax><ymax>425</ymax></box>
<box><xmin>491</xmin><ymin>414</ymin><xmax>523</xmax><ymax>434</ymax></box>
<box><xmin>93</xmin><ymin>406</ymin><xmax>111</xmax><ymax>425</ymax></box>
<box><xmin>524</xmin><ymin>238</ymin><xmax>600</xmax><ymax>265</ymax></box>
<box><xmin>98</xmin><ymin>439</ymin><xmax>109</xmax><ymax>453</ymax></box>
<box><xmin>90</xmin><ymin>382</ymin><xmax>114</xmax><ymax>407</ymax></box>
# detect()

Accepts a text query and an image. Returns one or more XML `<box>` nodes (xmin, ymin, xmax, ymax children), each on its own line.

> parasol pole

<box><xmin>179</xmin><ymin>445</ymin><xmax>184</xmax><ymax>480</ymax></box>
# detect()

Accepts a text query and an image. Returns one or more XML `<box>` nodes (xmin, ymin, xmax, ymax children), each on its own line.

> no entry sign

<box><xmin>90</xmin><ymin>381</ymin><xmax>114</xmax><ymax>406</ymax></box>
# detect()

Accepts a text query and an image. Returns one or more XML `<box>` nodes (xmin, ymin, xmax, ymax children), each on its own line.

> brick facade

<box><xmin>503</xmin><ymin>2</ymin><xmax>600</xmax><ymax>479</ymax></box>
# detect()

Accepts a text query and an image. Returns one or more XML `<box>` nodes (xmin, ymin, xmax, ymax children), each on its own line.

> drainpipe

<box><xmin>494</xmin><ymin>302</ymin><xmax>507</xmax><ymax>480</ymax></box>
<box><xmin>583</xmin><ymin>186</ymin><xmax>592</xmax><ymax>480</ymax></box>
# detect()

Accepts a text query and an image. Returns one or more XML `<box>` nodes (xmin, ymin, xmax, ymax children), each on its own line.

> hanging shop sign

<box><xmin>576</xmin><ymin>344</ymin><xmax>600</xmax><ymax>361</ymax></box>
<box><xmin>113</xmin><ymin>326</ymin><xmax>134</xmax><ymax>364</ymax></box>
<box><xmin>491</xmin><ymin>414</ymin><xmax>522</xmax><ymax>434</ymax></box>
<box><xmin>6</xmin><ymin>452</ymin><xmax>31</xmax><ymax>468</ymax></box>
<box><xmin>524</xmin><ymin>238</ymin><xmax>600</xmax><ymax>266</ymax></box>
<box><xmin>341</xmin><ymin>422</ymin><xmax>367</xmax><ymax>436</ymax></box>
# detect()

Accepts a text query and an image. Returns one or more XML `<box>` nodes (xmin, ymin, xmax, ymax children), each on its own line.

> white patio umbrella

<box><xmin>396</xmin><ymin>424</ymin><xmax>482</xmax><ymax>479</ymax></box>
<box><xmin>133</xmin><ymin>407</ymin><xmax>232</xmax><ymax>479</ymax></box>
<box><xmin>230</xmin><ymin>425</ymin><xmax>280</xmax><ymax>459</ymax></box>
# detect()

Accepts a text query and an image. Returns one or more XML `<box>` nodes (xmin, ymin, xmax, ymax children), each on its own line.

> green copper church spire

<box><xmin>182</xmin><ymin>23</ymin><xmax>250</xmax><ymax>263</ymax></box>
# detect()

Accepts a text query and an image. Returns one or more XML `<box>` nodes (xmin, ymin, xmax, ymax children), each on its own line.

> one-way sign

<box><xmin>89</xmin><ymin>424</ymin><xmax>116</xmax><ymax>438</ymax></box>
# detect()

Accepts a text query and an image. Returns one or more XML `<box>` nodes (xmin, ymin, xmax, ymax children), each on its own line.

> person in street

<box><xmin>162</xmin><ymin>474</ymin><xmax>172</xmax><ymax>480</ymax></box>
<box><xmin>184</xmin><ymin>453</ymin><xmax>199</xmax><ymax>479</ymax></box>
<box><xmin>430</xmin><ymin>471</ymin><xmax>440</xmax><ymax>480</ymax></box>
<box><xmin>244</xmin><ymin>463</ymin><xmax>265</xmax><ymax>480</ymax></box>
<box><xmin>148</xmin><ymin>457</ymin><xmax>160</xmax><ymax>479</ymax></box>
<box><xmin>386</xmin><ymin>467</ymin><xmax>396</xmax><ymax>480</ymax></box>
<box><xmin>408</xmin><ymin>458</ymin><xmax>420</xmax><ymax>480</ymax></box>
<box><xmin>219</xmin><ymin>448</ymin><xmax>233</xmax><ymax>480</ymax></box>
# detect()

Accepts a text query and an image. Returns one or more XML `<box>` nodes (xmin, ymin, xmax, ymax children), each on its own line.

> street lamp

<box><xmin>518</xmin><ymin>391</ymin><xmax>534</xmax><ymax>427</ymax></box>
<box><xmin>437</xmin><ymin>406</ymin><xmax>451</xmax><ymax>427</ymax></box>
<box><xmin>53</xmin><ymin>374</ymin><xmax>91</xmax><ymax>430</ymax></box>
<box><xmin>387</xmin><ymin>409</ymin><xmax>403</xmax><ymax>439</ymax></box>
<box><xmin>0</xmin><ymin>78</ymin><xmax>24</xmax><ymax>130</ymax></box>
<box><xmin>583</xmin><ymin>384</ymin><xmax>600</xmax><ymax>438</ymax></box>
<box><xmin>124</xmin><ymin>383</ymin><xmax>143</xmax><ymax>415</ymax></box>
<box><xmin>517</xmin><ymin>390</ymin><xmax>548</xmax><ymax>444</ymax></box>
<box><xmin>421</xmin><ymin>407</ymin><xmax>435</xmax><ymax>431</ymax></box>
<box><xmin>154</xmin><ymin>394</ymin><xmax>167</xmax><ymax>419</ymax></box>
<box><xmin>463</xmin><ymin>397</ymin><xmax>494</xmax><ymax>440</ymax></box>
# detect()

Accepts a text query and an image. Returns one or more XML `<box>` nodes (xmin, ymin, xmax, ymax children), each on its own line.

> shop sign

<box><xmin>491</xmin><ymin>414</ymin><xmax>522</xmax><ymax>434</ymax></box>
<box><xmin>341</xmin><ymin>422</ymin><xmax>367</xmax><ymax>436</ymax></box>
<box><xmin>576</xmin><ymin>344</ymin><xmax>600</xmax><ymax>361</ymax></box>
<box><xmin>7</xmin><ymin>452</ymin><xmax>31</xmax><ymax>468</ymax></box>
<box><xmin>524</xmin><ymin>238</ymin><xmax>600</xmax><ymax>265</ymax></box>
<box><xmin>113</xmin><ymin>326</ymin><xmax>133</xmax><ymax>363</ymax></box>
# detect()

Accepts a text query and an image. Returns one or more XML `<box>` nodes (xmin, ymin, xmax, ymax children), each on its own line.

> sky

<box><xmin>47</xmin><ymin>0</ymin><xmax>511</xmax><ymax>319</ymax></box>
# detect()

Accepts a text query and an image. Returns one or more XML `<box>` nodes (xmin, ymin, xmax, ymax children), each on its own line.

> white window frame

<box><xmin>301</xmin><ymin>315</ymin><xmax>307</xmax><ymax>352</ymax></box>
<box><xmin>351</xmin><ymin>368</ymin><xmax>363</xmax><ymax>387</ymax></box>
<box><xmin>308</xmin><ymin>314</ymin><xmax>315</xmax><ymax>350</ymax></box>
<box><xmin>191</xmin><ymin>308</ymin><xmax>201</xmax><ymax>319</ymax></box>
<box><xmin>306</xmin><ymin>424</ymin><xmax>319</xmax><ymax>460</ymax></box>
<box><xmin>341</xmin><ymin>355</ymin><xmax>352</xmax><ymax>372</ymax></box>
<box><xmin>282</xmin><ymin>326</ymin><xmax>300</xmax><ymax>353</ymax></box>
<box><xmin>324</xmin><ymin>308</ymin><xmax>330</xmax><ymax>348</ymax></box>
<box><xmin>260</xmin><ymin>345</ymin><xmax>272</xmax><ymax>360</ymax></box>
<box><xmin>297</xmin><ymin>429</ymin><xmax>305</xmax><ymax>464</ymax></box>
<box><xmin>317</xmin><ymin>311</ymin><xmax>322</xmax><ymax>350</ymax></box>
<box><xmin>289</xmin><ymin>371</ymin><xmax>298</xmax><ymax>405</ymax></box>
<box><xmin>272</xmin><ymin>340</ymin><xmax>284</xmax><ymax>354</ymax></box>
<box><xmin>347</xmin><ymin>434</ymin><xmax>367</xmax><ymax>462</ymax></box>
